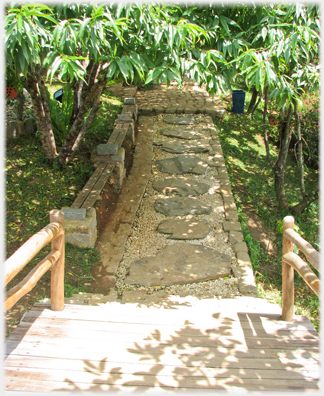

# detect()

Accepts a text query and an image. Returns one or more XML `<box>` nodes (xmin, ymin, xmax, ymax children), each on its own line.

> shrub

<box><xmin>298</xmin><ymin>93</ymin><xmax>319</xmax><ymax>169</ymax></box>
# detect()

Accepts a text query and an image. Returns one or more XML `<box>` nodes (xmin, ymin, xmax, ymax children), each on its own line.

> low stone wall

<box><xmin>63</xmin><ymin>96</ymin><xmax>138</xmax><ymax>248</ymax></box>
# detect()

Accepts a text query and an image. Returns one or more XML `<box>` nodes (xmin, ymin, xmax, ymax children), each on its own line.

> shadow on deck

<box><xmin>5</xmin><ymin>298</ymin><xmax>320</xmax><ymax>392</ymax></box>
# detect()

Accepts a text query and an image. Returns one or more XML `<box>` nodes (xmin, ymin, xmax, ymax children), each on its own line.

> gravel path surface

<box><xmin>115</xmin><ymin>114</ymin><xmax>241</xmax><ymax>299</ymax></box>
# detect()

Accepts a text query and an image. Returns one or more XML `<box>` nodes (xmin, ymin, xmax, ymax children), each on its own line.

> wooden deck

<box><xmin>5</xmin><ymin>297</ymin><xmax>320</xmax><ymax>392</ymax></box>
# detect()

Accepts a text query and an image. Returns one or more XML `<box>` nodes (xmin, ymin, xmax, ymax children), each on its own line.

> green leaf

<box><xmin>262</xmin><ymin>26</ymin><xmax>267</xmax><ymax>41</ymax></box>
<box><xmin>291</xmin><ymin>32</ymin><xmax>299</xmax><ymax>50</ymax></box>
<box><xmin>117</xmin><ymin>58</ymin><xmax>130</xmax><ymax>81</ymax></box>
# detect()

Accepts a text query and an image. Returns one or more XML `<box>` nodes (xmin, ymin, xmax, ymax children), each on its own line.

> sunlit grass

<box><xmin>214</xmin><ymin>92</ymin><xmax>320</xmax><ymax>333</ymax></box>
<box><xmin>6</xmin><ymin>87</ymin><xmax>123</xmax><ymax>310</ymax></box>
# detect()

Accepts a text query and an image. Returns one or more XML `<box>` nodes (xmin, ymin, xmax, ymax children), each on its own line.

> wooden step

<box><xmin>4</xmin><ymin>298</ymin><xmax>319</xmax><ymax>392</ymax></box>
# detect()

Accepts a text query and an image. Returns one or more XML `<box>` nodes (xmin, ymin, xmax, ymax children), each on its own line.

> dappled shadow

<box><xmin>51</xmin><ymin>308</ymin><xmax>319</xmax><ymax>392</ymax></box>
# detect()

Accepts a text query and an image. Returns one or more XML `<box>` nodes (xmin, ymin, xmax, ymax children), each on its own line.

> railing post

<box><xmin>49</xmin><ymin>210</ymin><xmax>65</xmax><ymax>311</ymax></box>
<box><xmin>282</xmin><ymin>216</ymin><xmax>295</xmax><ymax>321</ymax></box>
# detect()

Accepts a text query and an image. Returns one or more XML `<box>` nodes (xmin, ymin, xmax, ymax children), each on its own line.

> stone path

<box><xmin>67</xmin><ymin>82</ymin><xmax>257</xmax><ymax>305</ymax></box>
<box><xmin>120</xmin><ymin>113</ymin><xmax>255</xmax><ymax>295</ymax></box>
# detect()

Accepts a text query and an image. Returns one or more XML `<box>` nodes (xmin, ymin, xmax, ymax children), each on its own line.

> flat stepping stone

<box><xmin>163</xmin><ymin>116</ymin><xmax>195</xmax><ymax>125</ymax></box>
<box><xmin>155</xmin><ymin>155</ymin><xmax>208</xmax><ymax>175</ymax></box>
<box><xmin>125</xmin><ymin>243</ymin><xmax>232</xmax><ymax>286</ymax></box>
<box><xmin>157</xmin><ymin>218</ymin><xmax>210</xmax><ymax>239</ymax></box>
<box><xmin>160</xmin><ymin>128</ymin><xmax>204</xmax><ymax>140</ymax></box>
<box><xmin>154</xmin><ymin>140</ymin><xmax>209</xmax><ymax>154</ymax></box>
<box><xmin>154</xmin><ymin>197</ymin><xmax>212</xmax><ymax>216</ymax></box>
<box><xmin>153</xmin><ymin>178</ymin><xmax>210</xmax><ymax>196</ymax></box>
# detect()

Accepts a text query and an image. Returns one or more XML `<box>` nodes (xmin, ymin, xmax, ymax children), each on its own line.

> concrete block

<box><xmin>229</xmin><ymin>230</ymin><xmax>244</xmax><ymax>244</ymax></box>
<box><xmin>224</xmin><ymin>200</ymin><xmax>237</xmax><ymax>211</ymax></box>
<box><xmin>233</xmin><ymin>242</ymin><xmax>249</xmax><ymax>253</ymax></box>
<box><xmin>238</xmin><ymin>278</ymin><xmax>258</xmax><ymax>295</ymax></box>
<box><xmin>24</xmin><ymin>117</ymin><xmax>36</xmax><ymax>136</ymax></box>
<box><xmin>62</xmin><ymin>207</ymin><xmax>87</xmax><ymax>221</ymax></box>
<box><xmin>236</xmin><ymin>252</ymin><xmax>252</xmax><ymax>267</ymax></box>
<box><xmin>97</xmin><ymin>143</ymin><xmax>118</xmax><ymax>156</ymax></box>
<box><xmin>64</xmin><ymin>208</ymin><xmax>97</xmax><ymax>248</ymax></box>
<box><xmin>118</xmin><ymin>114</ymin><xmax>133</xmax><ymax>122</ymax></box>
<box><xmin>223</xmin><ymin>221</ymin><xmax>242</xmax><ymax>232</ymax></box>
<box><xmin>124</xmin><ymin>97</ymin><xmax>136</xmax><ymax>105</ymax></box>
<box><xmin>112</xmin><ymin>162</ymin><xmax>126</xmax><ymax>189</ymax></box>
<box><xmin>126</xmin><ymin>121</ymin><xmax>135</xmax><ymax>144</ymax></box>
<box><xmin>225</xmin><ymin>210</ymin><xmax>239</xmax><ymax>221</ymax></box>
<box><xmin>7</xmin><ymin>120</ymin><xmax>24</xmax><ymax>139</ymax></box>
<box><xmin>111</xmin><ymin>147</ymin><xmax>125</xmax><ymax>163</ymax></box>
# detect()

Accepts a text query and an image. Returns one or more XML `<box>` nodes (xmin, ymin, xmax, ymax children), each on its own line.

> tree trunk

<box><xmin>272</xmin><ymin>104</ymin><xmax>294</xmax><ymax>210</ymax></box>
<box><xmin>290</xmin><ymin>186</ymin><xmax>319</xmax><ymax>215</ymax></box>
<box><xmin>246</xmin><ymin>87</ymin><xmax>258</xmax><ymax>114</ymax></box>
<box><xmin>293</xmin><ymin>100</ymin><xmax>306</xmax><ymax>197</ymax></box>
<box><xmin>262</xmin><ymin>86</ymin><xmax>274</xmax><ymax>168</ymax></box>
<box><xmin>16</xmin><ymin>90</ymin><xmax>24</xmax><ymax>121</ymax></box>
<box><xmin>71</xmin><ymin>98</ymin><xmax>101</xmax><ymax>154</ymax></box>
<box><xmin>57</xmin><ymin>77</ymin><xmax>107</xmax><ymax>165</ymax></box>
<box><xmin>80</xmin><ymin>59</ymin><xmax>96</xmax><ymax>108</ymax></box>
<box><xmin>26</xmin><ymin>75</ymin><xmax>58</xmax><ymax>159</ymax></box>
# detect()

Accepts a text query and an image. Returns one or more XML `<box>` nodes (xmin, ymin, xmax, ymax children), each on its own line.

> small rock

<box><xmin>157</xmin><ymin>218</ymin><xmax>211</xmax><ymax>239</ymax></box>
<box><xmin>163</xmin><ymin>116</ymin><xmax>195</xmax><ymax>125</ymax></box>
<box><xmin>125</xmin><ymin>243</ymin><xmax>232</xmax><ymax>286</ymax></box>
<box><xmin>154</xmin><ymin>197</ymin><xmax>212</xmax><ymax>216</ymax></box>
<box><xmin>156</xmin><ymin>140</ymin><xmax>210</xmax><ymax>154</ymax></box>
<box><xmin>160</xmin><ymin>128</ymin><xmax>204</xmax><ymax>140</ymax></box>
<box><xmin>152</xmin><ymin>178</ymin><xmax>210</xmax><ymax>196</ymax></box>
<box><xmin>156</xmin><ymin>155</ymin><xmax>208</xmax><ymax>175</ymax></box>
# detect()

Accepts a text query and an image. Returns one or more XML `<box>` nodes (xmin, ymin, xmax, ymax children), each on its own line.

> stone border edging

<box><xmin>213</xmin><ymin>134</ymin><xmax>257</xmax><ymax>296</ymax></box>
<box><xmin>62</xmin><ymin>97</ymin><xmax>138</xmax><ymax>248</ymax></box>
<box><xmin>96</xmin><ymin>116</ymin><xmax>155</xmax><ymax>286</ymax></box>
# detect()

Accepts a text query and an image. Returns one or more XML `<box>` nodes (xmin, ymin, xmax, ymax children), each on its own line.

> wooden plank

<box><xmin>30</xmin><ymin>300</ymin><xmax>304</xmax><ymax>319</ymax></box>
<box><xmin>8</xmin><ymin>323</ymin><xmax>320</xmax><ymax>349</ymax></box>
<box><xmin>5</xmin><ymin>335</ymin><xmax>319</xmax><ymax>361</ymax></box>
<box><xmin>114</xmin><ymin>122</ymin><xmax>129</xmax><ymax>149</ymax></box>
<box><xmin>5</xmin><ymin>365</ymin><xmax>319</xmax><ymax>386</ymax></box>
<box><xmin>5</xmin><ymin>347</ymin><xmax>319</xmax><ymax>377</ymax></box>
<box><xmin>11</xmin><ymin>320</ymin><xmax>319</xmax><ymax>342</ymax></box>
<box><xmin>22</xmin><ymin>305</ymin><xmax>317</xmax><ymax>331</ymax></box>
<box><xmin>81</xmin><ymin>162</ymin><xmax>115</xmax><ymax>209</ymax></box>
<box><xmin>5</xmin><ymin>369</ymin><xmax>319</xmax><ymax>392</ymax></box>
<box><xmin>5</xmin><ymin>355</ymin><xmax>319</xmax><ymax>377</ymax></box>
<box><xmin>107</xmin><ymin>123</ymin><xmax>122</xmax><ymax>145</ymax></box>
<box><xmin>8</xmin><ymin>333</ymin><xmax>319</xmax><ymax>351</ymax></box>
<box><xmin>71</xmin><ymin>163</ymin><xmax>107</xmax><ymax>209</ymax></box>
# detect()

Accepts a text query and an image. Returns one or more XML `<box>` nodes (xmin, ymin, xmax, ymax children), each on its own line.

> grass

<box><xmin>214</xmin><ymin>92</ymin><xmax>320</xmax><ymax>332</ymax></box>
<box><xmin>5</xmin><ymin>87</ymin><xmax>123</xmax><ymax>337</ymax></box>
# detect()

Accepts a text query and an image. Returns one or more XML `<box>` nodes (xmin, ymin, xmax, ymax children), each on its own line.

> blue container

<box><xmin>232</xmin><ymin>90</ymin><xmax>245</xmax><ymax>114</ymax></box>
<box><xmin>54</xmin><ymin>88</ymin><xmax>64</xmax><ymax>103</ymax></box>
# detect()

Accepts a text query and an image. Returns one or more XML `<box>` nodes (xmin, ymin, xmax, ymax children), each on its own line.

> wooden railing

<box><xmin>282</xmin><ymin>215</ymin><xmax>320</xmax><ymax>321</ymax></box>
<box><xmin>4</xmin><ymin>210</ymin><xmax>65</xmax><ymax>312</ymax></box>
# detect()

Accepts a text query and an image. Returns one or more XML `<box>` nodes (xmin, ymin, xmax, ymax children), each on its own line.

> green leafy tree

<box><xmin>5</xmin><ymin>2</ymin><xmax>320</xmax><ymax>218</ymax></box>
<box><xmin>233</xmin><ymin>3</ymin><xmax>320</xmax><ymax>214</ymax></box>
<box><xmin>5</xmin><ymin>2</ymin><xmax>216</xmax><ymax>165</ymax></box>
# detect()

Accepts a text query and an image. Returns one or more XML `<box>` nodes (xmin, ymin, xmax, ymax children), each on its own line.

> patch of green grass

<box><xmin>214</xmin><ymin>92</ymin><xmax>320</xmax><ymax>333</ymax></box>
<box><xmin>6</xmin><ymin>87</ymin><xmax>123</xmax><ymax>306</ymax></box>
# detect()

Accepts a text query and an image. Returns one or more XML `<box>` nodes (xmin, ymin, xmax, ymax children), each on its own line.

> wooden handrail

<box><xmin>5</xmin><ymin>210</ymin><xmax>65</xmax><ymax>312</ymax></box>
<box><xmin>283</xmin><ymin>228</ymin><xmax>320</xmax><ymax>271</ymax></box>
<box><xmin>282</xmin><ymin>252</ymin><xmax>320</xmax><ymax>297</ymax></box>
<box><xmin>282</xmin><ymin>216</ymin><xmax>320</xmax><ymax>321</ymax></box>
<box><xmin>5</xmin><ymin>222</ymin><xmax>64</xmax><ymax>286</ymax></box>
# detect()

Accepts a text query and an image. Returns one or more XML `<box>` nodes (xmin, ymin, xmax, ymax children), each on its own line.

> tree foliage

<box><xmin>5</xmin><ymin>3</ymin><xmax>320</xmax><ymax>213</ymax></box>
